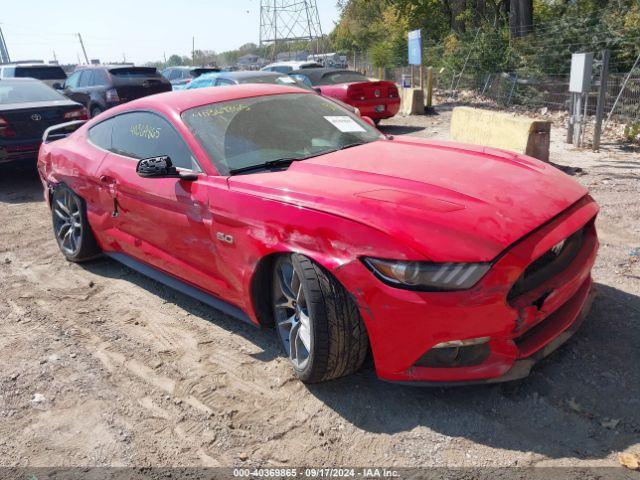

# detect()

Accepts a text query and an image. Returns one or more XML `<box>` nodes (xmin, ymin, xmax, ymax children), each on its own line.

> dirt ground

<box><xmin>1</xmin><ymin>105</ymin><xmax>639</xmax><ymax>470</ymax></box>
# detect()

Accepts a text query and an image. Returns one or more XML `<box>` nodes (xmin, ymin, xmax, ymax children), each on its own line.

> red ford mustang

<box><xmin>289</xmin><ymin>68</ymin><xmax>400</xmax><ymax>124</ymax></box>
<box><xmin>38</xmin><ymin>84</ymin><xmax>599</xmax><ymax>385</ymax></box>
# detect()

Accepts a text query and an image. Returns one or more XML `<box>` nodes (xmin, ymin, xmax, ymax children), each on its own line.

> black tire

<box><xmin>90</xmin><ymin>106</ymin><xmax>103</xmax><ymax>119</ymax></box>
<box><xmin>51</xmin><ymin>185</ymin><xmax>100</xmax><ymax>262</ymax></box>
<box><xmin>272</xmin><ymin>254</ymin><xmax>369</xmax><ymax>383</ymax></box>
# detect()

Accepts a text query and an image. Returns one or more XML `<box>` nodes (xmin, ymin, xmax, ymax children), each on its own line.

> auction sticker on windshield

<box><xmin>324</xmin><ymin>116</ymin><xmax>366</xmax><ymax>133</ymax></box>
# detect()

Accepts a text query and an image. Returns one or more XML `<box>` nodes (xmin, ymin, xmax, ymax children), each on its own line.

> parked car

<box><xmin>185</xmin><ymin>71</ymin><xmax>361</xmax><ymax>116</ymax></box>
<box><xmin>0</xmin><ymin>63</ymin><xmax>67</xmax><ymax>89</ymax></box>
<box><xmin>290</xmin><ymin>68</ymin><xmax>400</xmax><ymax>124</ymax></box>
<box><xmin>161</xmin><ymin>66</ymin><xmax>221</xmax><ymax>90</ymax></box>
<box><xmin>261</xmin><ymin>60</ymin><xmax>322</xmax><ymax>74</ymax></box>
<box><xmin>61</xmin><ymin>66</ymin><xmax>171</xmax><ymax>118</ymax></box>
<box><xmin>186</xmin><ymin>70</ymin><xmax>303</xmax><ymax>89</ymax></box>
<box><xmin>38</xmin><ymin>84</ymin><xmax>599</xmax><ymax>385</ymax></box>
<box><xmin>0</xmin><ymin>78</ymin><xmax>86</xmax><ymax>163</ymax></box>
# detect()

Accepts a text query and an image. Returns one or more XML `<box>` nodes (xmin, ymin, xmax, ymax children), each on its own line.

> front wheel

<box><xmin>272</xmin><ymin>254</ymin><xmax>369</xmax><ymax>383</ymax></box>
<box><xmin>51</xmin><ymin>185</ymin><xmax>100</xmax><ymax>262</ymax></box>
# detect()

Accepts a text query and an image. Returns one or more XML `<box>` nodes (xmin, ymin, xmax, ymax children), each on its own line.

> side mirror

<box><xmin>136</xmin><ymin>156</ymin><xmax>197</xmax><ymax>181</ymax></box>
<box><xmin>52</xmin><ymin>82</ymin><xmax>63</xmax><ymax>90</ymax></box>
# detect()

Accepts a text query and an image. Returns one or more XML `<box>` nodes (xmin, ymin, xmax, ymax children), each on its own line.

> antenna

<box><xmin>0</xmin><ymin>26</ymin><xmax>11</xmax><ymax>64</ymax></box>
<box><xmin>259</xmin><ymin>0</ymin><xmax>323</xmax><ymax>60</ymax></box>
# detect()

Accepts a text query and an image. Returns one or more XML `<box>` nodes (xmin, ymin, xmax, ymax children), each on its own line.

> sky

<box><xmin>1</xmin><ymin>0</ymin><xmax>341</xmax><ymax>65</ymax></box>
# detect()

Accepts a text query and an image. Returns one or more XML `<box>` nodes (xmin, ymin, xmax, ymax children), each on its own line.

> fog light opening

<box><xmin>415</xmin><ymin>337</ymin><xmax>491</xmax><ymax>368</ymax></box>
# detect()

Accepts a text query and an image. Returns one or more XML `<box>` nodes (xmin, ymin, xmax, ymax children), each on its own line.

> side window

<box><xmin>78</xmin><ymin>70</ymin><xmax>93</xmax><ymax>87</ymax></box>
<box><xmin>65</xmin><ymin>71</ymin><xmax>81</xmax><ymax>88</ymax></box>
<box><xmin>110</xmin><ymin>112</ymin><xmax>199</xmax><ymax>171</ymax></box>
<box><xmin>291</xmin><ymin>74</ymin><xmax>312</xmax><ymax>87</ymax></box>
<box><xmin>273</xmin><ymin>66</ymin><xmax>292</xmax><ymax>74</ymax></box>
<box><xmin>88</xmin><ymin>119</ymin><xmax>113</xmax><ymax>151</ymax></box>
<box><xmin>92</xmin><ymin>70</ymin><xmax>109</xmax><ymax>86</ymax></box>
<box><xmin>215</xmin><ymin>78</ymin><xmax>235</xmax><ymax>87</ymax></box>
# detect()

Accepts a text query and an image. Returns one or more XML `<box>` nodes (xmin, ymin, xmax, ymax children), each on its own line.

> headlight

<box><xmin>363</xmin><ymin>258</ymin><xmax>490</xmax><ymax>291</ymax></box>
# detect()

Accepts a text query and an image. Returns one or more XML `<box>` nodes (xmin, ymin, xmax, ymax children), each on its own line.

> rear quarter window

<box><xmin>88</xmin><ymin>120</ymin><xmax>113</xmax><ymax>151</ymax></box>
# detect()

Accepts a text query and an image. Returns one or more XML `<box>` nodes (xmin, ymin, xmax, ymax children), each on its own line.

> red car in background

<box><xmin>38</xmin><ymin>84</ymin><xmax>598</xmax><ymax>385</ymax></box>
<box><xmin>290</xmin><ymin>68</ymin><xmax>400</xmax><ymax>124</ymax></box>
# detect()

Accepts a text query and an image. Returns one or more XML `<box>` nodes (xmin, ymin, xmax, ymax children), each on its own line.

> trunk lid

<box><xmin>0</xmin><ymin>101</ymin><xmax>83</xmax><ymax>141</ymax></box>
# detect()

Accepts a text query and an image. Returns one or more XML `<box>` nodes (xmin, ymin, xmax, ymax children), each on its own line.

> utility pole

<box><xmin>0</xmin><ymin>26</ymin><xmax>11</xmax><ymax>64</ymax></box>
<box><xmin>192</xmin><ymin>36</ymin><xmax>195</xmax><ymax>66</ymax></box>
<box><xmin>77</xmin><ymin>33</ymin><xmax>89</xmax><ymax>64</ymax></box>
<box><xmin>593</xmin><ymin>49</ymin><xmax>610</xmax><ymax>151</ymax></box>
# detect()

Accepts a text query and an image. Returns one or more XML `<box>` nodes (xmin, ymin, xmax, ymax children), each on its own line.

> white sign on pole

<box><xmin>569</xmin><ymin>53</ymin><xmax>594</xmax><ymax>94</ymax></box>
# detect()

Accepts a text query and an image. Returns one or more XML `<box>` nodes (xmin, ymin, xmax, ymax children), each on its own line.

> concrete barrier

<box><xmin>400</xmin><ymin>88</ymin><xmax>425</xmax><ymax>115</ymax></box>
<box><xmin>450</xmin><ymin>107</ymin><xmax>551</xmax><ymax>162</ymax></box>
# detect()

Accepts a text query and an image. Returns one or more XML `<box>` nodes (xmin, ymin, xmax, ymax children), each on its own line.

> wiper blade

<box><xmin>228</xmin><ymin>142</ymin><xmax>370</xmax><ymax>175</ymax></box>
<box><xmin>337</xmin><ymin>141</ymin><xmax>368</xmax><ymax>151</ymax></box>
<box><xmin>229</xmin><ymin>157</ymin><xmax>300</xmax><ymax>175</ymax></box>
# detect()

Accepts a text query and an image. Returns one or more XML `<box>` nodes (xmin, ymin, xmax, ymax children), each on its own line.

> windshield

<box><xmin>182</xmin><ymin>93</ymin><xmax>381</xmax><ymax>175</ymax></box>
<box><xmin>0</xmin><ymin>80</ymin><xmax>67</xmax><ymax>104</ymax></box>
<box><xmin>192</xmin><ymin>68</ymin><xmax>220</xmax><ymax>77</ymax></box>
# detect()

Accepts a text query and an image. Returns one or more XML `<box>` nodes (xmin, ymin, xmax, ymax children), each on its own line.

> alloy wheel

<box><xmin>273</xmin><ymin>257</ymin><xmax>313</xmax><ymax>370</ymax></box>
<box><xmin>53</xmin><ymin>189</ymin><xmax>83</xmax><ymax>256</ymax></box>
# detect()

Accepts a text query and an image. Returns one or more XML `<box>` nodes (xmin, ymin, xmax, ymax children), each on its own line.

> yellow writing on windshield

<box><xmin>194</xmin><ymin>104</ymin><xmax>250</xmax><ymax>118</ymax></box>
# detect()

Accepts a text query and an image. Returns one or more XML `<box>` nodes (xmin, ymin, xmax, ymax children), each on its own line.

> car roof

<box><xmin>97</xmin><ymin>83</ymin><xmax>312</xmax><ymax>117</ymax></box>
<box><xmin>289</xmin><ymin>68</ymin><xmax>358</xmax><ymax>84</ymax></box>
<box><xmin>264</xmin><ymin>60</ymin><xmax>319</xmax><ymax>67</ymax></box>
<box><xmin>75</xmin><ymin>65</ymin><xmax>156</xmax><ymax>71</ymax></box>
<box><xmin>2</xmin><ymin>63</ymin><xmax>61</xmax><ymax>68</ymax></box>
<box><xmin>168</xmin><ymin>66</ymin><xmax>218</xmax><ymax>71</ymax></box>
<box><xmin>0</xmin><ymin>77</ymin><xmax>44</xmax><ymax>83</ymax></box>
<box><xmin>201</xmin><ymin>71</ymin><xmax>282</xmax><ymax>80</ymax></box>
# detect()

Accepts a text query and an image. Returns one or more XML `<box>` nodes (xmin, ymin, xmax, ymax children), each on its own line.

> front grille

<box><xmin>508</xmin><ymin>226</ymin><xmax>585</xmax><ymax>301</ymax></box>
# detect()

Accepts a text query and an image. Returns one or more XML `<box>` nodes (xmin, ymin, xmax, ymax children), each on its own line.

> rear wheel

<box><xmin>51</xmin><ymin>185</ymin><xmax>100</xmax><ymax>262</ymax></box>
<box><xmin>272</xmin><ymin>254</ymin><xmax>369</xmax><ymax>383</ymax></box>
<box><xmin>90</xmin><ymin>106</ymin><xmax>103</xmax><ymax>118</ymax></box>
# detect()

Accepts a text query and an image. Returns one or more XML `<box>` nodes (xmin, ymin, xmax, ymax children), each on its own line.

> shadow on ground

<box><xmin>78</xmin><ymin>249</ymin><xmax>640</xmax><ymax>461</ymax></box>
<box><xmin>305</xmin><ymin>284</ymin><xmax>640</xmax><ymax>460</ymax></box>
<box><xmin>378</xmin><ymin>124</ymin><xmax>426</xmax><ymax>135</ymax></box>
<box><xmin>79</xmin><ymin>256</ymin><xmax>283</xmax><ymax>364</ymax></box>
<box><xmin>0</xmin><ymin>162</ymin><xmax>43</xmax><ymax>204</ymax></box>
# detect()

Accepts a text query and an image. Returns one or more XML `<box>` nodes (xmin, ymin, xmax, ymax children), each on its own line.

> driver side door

<box><xmin>92</xmin><ymin>111</ymin><xmax>224</xmax><ymax>293</ymax></box>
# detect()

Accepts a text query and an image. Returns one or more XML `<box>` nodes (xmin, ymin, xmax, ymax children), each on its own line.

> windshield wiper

<box><xmin>228</xmin><ymin>141</ymin><xmax>371</xmax><ymax>175</ymax></box>
<box><xmin>229</xmin><ymin>157</ymin><xmax>300</xmax><ymax>175</ymax></box>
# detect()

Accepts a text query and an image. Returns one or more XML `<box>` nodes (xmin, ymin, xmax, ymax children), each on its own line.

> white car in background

<box><xmin>261</xmin><ymin>60</ymin><xmax>322</xmax><ymax>74</ymax></box>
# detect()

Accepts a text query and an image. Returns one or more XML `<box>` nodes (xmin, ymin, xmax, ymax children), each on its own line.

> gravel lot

<box><xmin>0</xmin><ymin>106</ymin><xmax>638</xmax><ymax>470</ymax></box>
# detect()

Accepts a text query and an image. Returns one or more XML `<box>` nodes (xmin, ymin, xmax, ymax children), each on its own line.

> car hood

<box><xmin>228</xmin><ymin>138</ymin><xmax>588</xmax><ymax>262</ymax></box>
